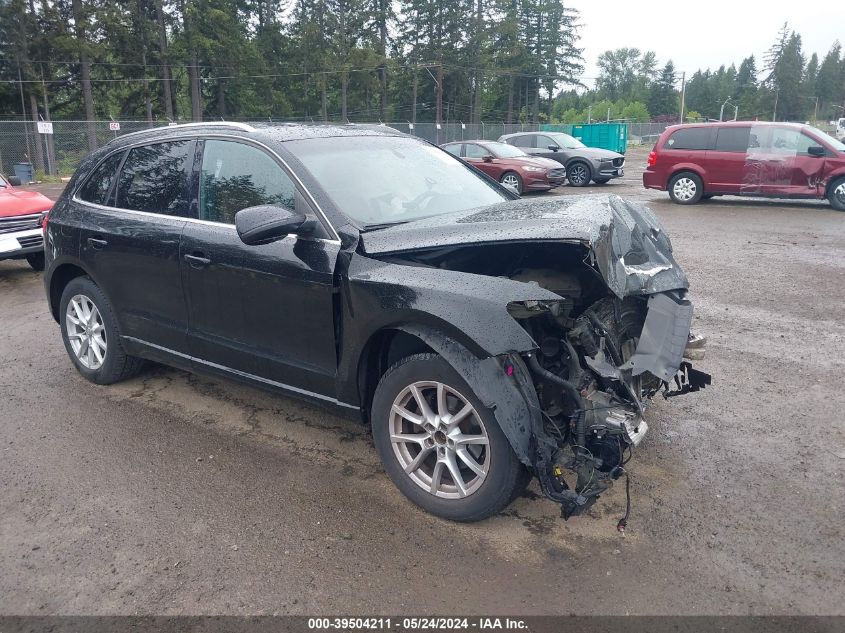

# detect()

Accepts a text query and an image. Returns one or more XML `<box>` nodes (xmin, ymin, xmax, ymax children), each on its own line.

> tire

<box><xmin>828</xmin><ymin>177</ymin><xmax>845</xmax><ymax>211</ymax></box>
<box><xmin>26</xmin><ymin>252</ymin><xmax>45</xmax><ymax>271</ymax></box>
<box><xmin>701</xmin><ymin>194</ymin><xmax>714</xmax><ymax>200</ymax></box>
<box><xmin>668</xmin><ymin>171</ymin><xmax>704</xmax><ymax>205</ymax></box>
<box><xmin>593</xmin><ymin>178</ymin><xmax>611</xmax><ymax>185</ymax></box>
<box><xmin>371</xmin><ymin>353</ymin><xmax>529</xmax><ymax>522</ymax></box>
<box><xmin>59</xmin><ymin>276</ymin><xmax>144</xmax><ymax>385</ymax></box>
<box><xmin>566</xmin><ymin>161</ymin><xmax>591</xmax><ymax>187</ymax></box>
<box><xmin>499</xmin><ymin>171</ymin><xmax>523</xmax><ymax>194</ymax></box>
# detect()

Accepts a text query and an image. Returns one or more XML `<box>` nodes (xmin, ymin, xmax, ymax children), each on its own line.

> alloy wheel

<box><xmin>568</xmin><ymin>164</ymin><xmax>588</xmax><ymax>185</ymax></box>
<box><xmin>389</xmin><ymin>380</ymin><xmax>490</xmax><ymax>499</ymax></box>
<box><xmin>65</xmin><ymin>294</ymin><xmax>107</xmax><ymax>370</ymax></box>
<box><xmin>500</xmin><ymin>173</ymin><xmax>520</xmax><ymax>192</ymax></box>
<box><xmin>673</xmin><ymin>177</ymin><xmax>698</xmax><ymax>202</ymax></box>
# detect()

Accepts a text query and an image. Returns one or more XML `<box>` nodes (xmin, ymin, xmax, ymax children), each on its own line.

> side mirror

<box><xmin>7</xmin><ymin>176</ymin><xmax>21</xmax><ymax>186</ymax></box>
<box><xmin>547</xmin><ymin>145</ymin><xmax>560</xmax><ymax>152</ymax></box>
<box><xmin>807</xmin><ymin>145</ymin><xmax>825</xmax><ymax>157</ymax></box>
<box><xmin>482</xmin><ymin>154</ymin><xmax>494</xmax><ymax>162</ymax></box>
<box><xmin>235</xmin><ymin>205</ymin><xmax>310</xmax><ymax>245</ymax></box>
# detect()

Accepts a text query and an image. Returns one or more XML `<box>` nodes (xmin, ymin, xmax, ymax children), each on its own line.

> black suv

<box><xmin>45</xmin><ymin>122</ymin><xmax>708</xmax><ymax>523</ymax></box>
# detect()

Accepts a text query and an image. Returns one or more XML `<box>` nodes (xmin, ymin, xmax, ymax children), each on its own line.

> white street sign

<box><xmin>109</xmin><ymin>121</ymin><xmax>121</xmax><ymax>131</ymax></box>
<box><xmin>37</xmin><ymin>121</ymin><xmax>53</xmax><ymax>135</ymax></box>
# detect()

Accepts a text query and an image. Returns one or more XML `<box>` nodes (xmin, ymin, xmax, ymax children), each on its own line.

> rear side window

<box><xmin>665</xmin><ymin>128</ymin><xmax>712</xmax><ymax>151</ymax></box>
<box><xmin>78</xmin><ymin>151</ymin><xmax>124</xmax><ymax>205</ymax></box>
<box><xmin>714</xmin><ymin>127</ymin><xmax>751</xmax><ymax>153</ymax></box>
<box><xmin>115</xmin><ymin>141</ymin><xmax>194</xmax><ymax>216</ymax></box>
<box><xmin>199</xmin><ymin>140</ymin><xmax>296</xmax><ymax>224</ymax></box>
<box><xmin>512</xmin><ymin>135</ymin><xmax>533</xmax><ymax>148</ymax></box>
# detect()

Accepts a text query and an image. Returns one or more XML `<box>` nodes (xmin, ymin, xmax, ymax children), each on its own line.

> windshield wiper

<box><xmin>361</xmin><ymin>220</ymin><xmax>410</xmax><ymax>231</ymax></box>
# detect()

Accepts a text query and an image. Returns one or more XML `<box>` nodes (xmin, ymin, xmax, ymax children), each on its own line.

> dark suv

<box><xmin>44</xmin><ymin>123</ymin><xmax>708</xmax><ymax>523</ymax></box>
<box><xmin>643</xmin><ymin>121</ymin><xmax>845</xmax><ymax>208</ymax></box>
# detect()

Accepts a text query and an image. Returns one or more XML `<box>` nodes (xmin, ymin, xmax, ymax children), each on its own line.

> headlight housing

<box><xmin>523</xmin><ymin>166</ymin><xmax>545</xmax><ymax>173</ymax></box>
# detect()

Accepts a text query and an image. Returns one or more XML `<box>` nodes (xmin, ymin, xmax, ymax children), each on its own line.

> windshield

<box><xmin>290</xmin><ymin>136</ymin><xmax>510</xmax><ymax>227</ymax></box>
<box><xmin>550</xmin><ymin>133</ymin><xmax>586</xmax><ymax>149</ymax></box>
<box><xmin>809</xmin><ymin>126</ymin><xmax>845</xmax><ymax>152</ymax></box>
<box><xmin>485</xmin><ymin>142</ymin><xmax>528</xmax><ymax>158</ymax></box>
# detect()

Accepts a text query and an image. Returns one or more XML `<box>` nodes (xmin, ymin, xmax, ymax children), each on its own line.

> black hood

<box><xmin>359</xmin><ymin>194</ymin><xmax>689</xmax><ymax>298</ymax></box>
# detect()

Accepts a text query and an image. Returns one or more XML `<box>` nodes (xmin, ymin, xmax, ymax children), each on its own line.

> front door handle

<box><xmin>184</xmin><ymin>253</ymin><xmax>211</xmax><ymax>268</ymax></box>
<box><xmin>87</xmin><ymin>237</ymin><xmax>108</xmax><ymax>250</ymax></box>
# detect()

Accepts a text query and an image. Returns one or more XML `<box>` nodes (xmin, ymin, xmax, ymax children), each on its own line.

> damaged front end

<box><xmin>355</xmin><ymin>194</ymin><xmax>711</xmax><ymax>524</ymax></box>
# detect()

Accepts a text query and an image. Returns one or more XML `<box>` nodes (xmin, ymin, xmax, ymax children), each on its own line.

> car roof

<box><xmin>663</xmin><ymin>121</ymin><xmax>810</xmax><ymax>132</ymax></box>
<box><xmin>104</xmin><ymin>121</ymin><xmax>408</xmax><ymax>151</ymax></box>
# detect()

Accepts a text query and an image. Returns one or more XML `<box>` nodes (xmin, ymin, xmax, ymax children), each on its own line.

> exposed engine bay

<box><xmin>372</xmin><ymin>240</ymin><xmax>711</xmax><ymax>526</ymax></box>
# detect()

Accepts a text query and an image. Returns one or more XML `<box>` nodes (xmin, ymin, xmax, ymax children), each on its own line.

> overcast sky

<box><xmin>569</xmin><ymin>0</ymin><xmax>842</xmax><ymax>86</ymax></box>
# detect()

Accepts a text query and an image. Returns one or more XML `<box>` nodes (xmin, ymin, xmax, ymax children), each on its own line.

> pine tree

<box><xmin>648</xmin><ymin>61</ymin><xmax>677</xmax><ymax>118</ymax></box>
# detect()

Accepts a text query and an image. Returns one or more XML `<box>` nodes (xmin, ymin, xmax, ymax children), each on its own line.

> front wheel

<box><xmin>499</xmin><ymin>171</ymin><xmax>523</xmax><ymax>194</ymax></box>
<box><xmin>668</xmin><ymin>172</ymin><xmax>704</xmax><ymax>204</ymax></box>
<box><xmin>371</xmin><ymin>353</ymin><xmax>529</xmax><ymax>521</ymax></box>
<box><xmin>26</xmin><ymin>252</ymin><xmax>45</xmax><ymax>271</ymax></box>
<box><xmin>566</xmin><ymin>161</ymin><xmax>592</xmax><ymax>187</ymax></box>
<box><xmin>829</xmin><ymin>177</ymin><xmax>845</xmax><ymax>211</ymax></box>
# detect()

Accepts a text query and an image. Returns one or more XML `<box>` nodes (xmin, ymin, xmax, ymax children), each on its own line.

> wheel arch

<box><xmin>47</xmin><ymin>261</ymin><xmax>92</xmax><ymax>323</ymax></box>
<box><xmin>667</xmin><ymin>165</ymin><xmax>707</xmax><ymax>189</ymax></box>
<box><xmin>824</xmin><ymin>172</ymin><xmax>845</xmax><ymax>198</ymax></box>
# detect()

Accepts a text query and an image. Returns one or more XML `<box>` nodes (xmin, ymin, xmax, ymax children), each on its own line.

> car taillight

<box><xmin>647</xmin><ymin>151</ymin><xmax>657</xmax><ymax>167</ymax></box>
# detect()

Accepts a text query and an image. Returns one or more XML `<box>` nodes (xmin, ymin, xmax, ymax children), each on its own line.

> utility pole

<box><xmin>420</xmin><ymin>63</ymin><xmax>443</xmax><ymax>144</ymax></box>
<box><xmin>772</xmin><ymin>89</ymin><xmax>779</xmax><ymax>122</ymax></box>
<box><xmin>679</xmin><ymin>71</ymin><xmax>686</xmax><ymax>123</ymax></box>
<box><xmin>16</xmin><ymin>59</ymin><xmax>33</xmax><ymax>165</ymax></box>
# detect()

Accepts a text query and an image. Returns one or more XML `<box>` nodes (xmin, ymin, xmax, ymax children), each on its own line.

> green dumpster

<box><xmin>541</xmin><ymin>123</ymin><xmax>628</xmax><ymax>154</ymax></box>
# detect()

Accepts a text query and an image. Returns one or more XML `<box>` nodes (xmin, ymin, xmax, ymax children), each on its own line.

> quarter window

<box><xmin>200</xmin><ymin>140</ymin><xmax>296</xmax><ymax>225</ymax></box>
<box><xmin>78</xmin><ymin>151</ymin><xmax>124</xmax><ymax>205</ymax></box>
<box><xmin>666</xmin><ymin>128</ymin><xmax>712</xmax><ymax>151</ymax></box>
<box><xmin>714</xmin><ymin>127</ymin><xmax>751</xmax><ymax>153</ymax></box>
<box><xmin>115</xmin><ymin>141</ymin><xmax>194</xmax><ymax>216</ymax></box>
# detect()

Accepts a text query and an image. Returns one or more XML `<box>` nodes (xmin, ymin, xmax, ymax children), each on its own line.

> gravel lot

<box><xmin>1</xmin><ymin>148</ymin><xmax>843</xmax><ymax>615</ymax></box>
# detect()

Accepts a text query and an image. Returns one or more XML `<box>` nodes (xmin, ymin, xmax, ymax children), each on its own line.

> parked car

<box><xmin>441</xmin><ymin>140</ymin><xmax>565</xmax><ymax>193</ymax></box>
<box><xmin>44</xmin><ymin>122</ymin><xmax>708</xmax><ymax>523</ymax></box>
<box><xmin>498</xmin><ymin>131</ymin><xmax>625</xmax><ymax>186</ymax></box>
<box><xmin>835</xmin><ymin>118</ymin><xmax>845</xmax><ymax>142</ymax></box>
<box><xmin>0</xmin><ymin>172</ymin><xmax>52</xmax><ymax>271</ymax></box>
<box><xmin>643</xmin><ymin>121</ymin><xmax>845</xmax><ymax>209</ymax></box>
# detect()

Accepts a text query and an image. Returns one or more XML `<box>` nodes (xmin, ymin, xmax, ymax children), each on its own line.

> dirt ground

<box><xmin>1</xmin><ymin>148</ymin><xmax>843</xmax><ymax>615</ymax></box>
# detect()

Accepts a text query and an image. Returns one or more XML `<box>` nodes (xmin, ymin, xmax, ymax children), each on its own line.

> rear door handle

<box><xmin>87</xmin><ymin>237</ymin><xmax>108</xmax><ymax>249</ymax></box>
<box><xmin>184</xmin><ymin>253</ymin><xmax>211</xmax><ymax>267</ymax></box>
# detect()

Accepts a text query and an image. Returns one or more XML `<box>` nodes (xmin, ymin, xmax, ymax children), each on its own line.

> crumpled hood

<box><xmin>359</xmin><ymin>194</ymin><xmax>688</xmax><ymax>298</ymax></box>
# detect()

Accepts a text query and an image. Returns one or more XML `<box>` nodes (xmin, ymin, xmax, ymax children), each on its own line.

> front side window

<box><xmin>115</xmin><ymin>141</ymin><xmax>193</xmax><ymax>216</ymax></box>
<box><xmin>666</xmin><ymin>127</ymin><xmax>712</xmax><ymax>151</ymax></box>
<box><xmin>464</xmin><ymin>144</ymin><xmax>489</xmax><ymax>159</ymax></box>
<box><xmin>78</xmin><ymin>151</ymin><xmax>124</xmax><ymax>205</ymax></box>
<box><xmin>536</xmin><ymin>135</ymin><xmax>557</xmax><ymax>149</ymax></box>
<box><xmin>769</xmin><ymin>128</ymin><xmax>819</xmax><ymax>155</ymax></box>
<box><xmin>199</xmin><ymin>140</ymin><xmax>297</xmax><ymax>225</ymax></box>
<box><xmin>290</xmin><ymin>136</ymin><xmax>509</xmax><ymax>227</ymax></box>
<box><xmin>549</xmin><ymin>133</ymin><xmax>585</xmax><ymax>149</ymax></box>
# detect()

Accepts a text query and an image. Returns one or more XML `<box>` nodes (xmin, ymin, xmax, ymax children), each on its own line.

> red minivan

<box><xmin>643</xmin><ymin>121</ymin><xmax>845</xmax><ymax>210</ymax></box>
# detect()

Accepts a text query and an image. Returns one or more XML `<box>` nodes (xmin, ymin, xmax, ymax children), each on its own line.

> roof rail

<box><xmin>113</xmin><ymin>121</ymin><xmax>256</xmax><ymax>143</ymax></box>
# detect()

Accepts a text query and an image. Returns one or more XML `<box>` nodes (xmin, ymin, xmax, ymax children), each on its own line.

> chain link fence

<box><xmin>0</xmin><ymin>119</ymin><xmax>667</xmax><ymax>179</ymax></box>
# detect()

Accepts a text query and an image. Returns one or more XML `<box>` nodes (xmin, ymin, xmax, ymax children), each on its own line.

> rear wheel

<box><xmin>26</xmin><ymin>252</ymin><xmax>45</xmax><ymax>271</ymax></box>
<box><xmin>499</xmin><ymin>171</ymin><xmax>523</xmax><ymax>194</ymax></box>
<box><xmin>59</xmin><ymin>276</ymin><xmax>144</xmax><ymax>385</ymax></box>
<box><xmin>829</xmin><ymin>177</ymin><xmax>845</xmax><ymax>211</ymax></box>
<box><xmin>566</xmin><ymin>161</ymin><xmax>591</xmax><ymax>187</ymax></box>
<box><xmin>668</xmin><ymin>171</ymin><xmax>704</xmax><ymax>204</ymax></box>
<box><xmin>371</xmin><ymin>353</ymin><xmax>528</xmax><ymax>521</ymax></box>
